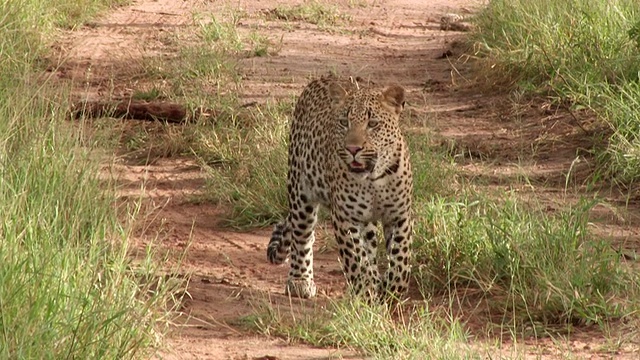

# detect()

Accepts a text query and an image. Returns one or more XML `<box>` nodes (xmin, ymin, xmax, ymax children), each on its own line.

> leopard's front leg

<box><xmin>332</xmin><ymin>211</ymin><xmax>379</xmax><ymax>299</ymax></box>
<box><xmin>285</xmin><ymin>186</ymin><xmax>320</xmax><ymax>299</ymax></box>
<box><xmin>381</xmin><ymin>214</ymin><xmax>413</xmax><ymax>299</ymax></box>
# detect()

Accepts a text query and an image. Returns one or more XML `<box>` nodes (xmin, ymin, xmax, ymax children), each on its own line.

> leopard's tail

<box><xmin>267</xmin><ymin>218</ymin><xmax>291</xmax><ymax>264</ymax></box>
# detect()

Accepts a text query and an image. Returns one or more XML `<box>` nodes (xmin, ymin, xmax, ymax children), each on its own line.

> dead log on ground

<box><xmin>73</xmin><ymin>100</ymin><xmax>202</xmax><ymax>124</ymax></box>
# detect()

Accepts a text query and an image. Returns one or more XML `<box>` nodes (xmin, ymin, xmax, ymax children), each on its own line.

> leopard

<box><xmin>267</xmin><ymin>76</ymin><xmax>414</xmax><ymax>301</ymax></box>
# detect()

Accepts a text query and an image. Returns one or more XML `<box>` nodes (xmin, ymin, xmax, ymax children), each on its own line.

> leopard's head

<box><xmin>330</xmin><ymin>83</ymin><xmax>406</xmax><ymax>177</ymax></box>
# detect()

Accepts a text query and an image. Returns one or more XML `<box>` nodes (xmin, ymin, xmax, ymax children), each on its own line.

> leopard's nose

<box><xmin>345</xmin><ymin>145</ymin><xmax>362</xmax><ymax>155</ymax></box>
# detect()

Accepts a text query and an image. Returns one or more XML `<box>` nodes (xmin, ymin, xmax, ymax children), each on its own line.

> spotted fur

<box><xmin>267</xmin><ymin>76</ymin><xmax>413</xmax><ymax>300</ymax></box>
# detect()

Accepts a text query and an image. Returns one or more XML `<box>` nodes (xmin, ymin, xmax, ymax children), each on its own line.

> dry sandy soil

<box><xmin>53</xmin><ymin>0</ymin><xmax>640</xmax><ymax>358</ymax></box>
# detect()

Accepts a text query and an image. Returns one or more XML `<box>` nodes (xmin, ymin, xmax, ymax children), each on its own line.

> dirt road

<box><xmin>55</xmin><ymin>0</ymin><xmax>639</xmax><ymax>358</ymax></box>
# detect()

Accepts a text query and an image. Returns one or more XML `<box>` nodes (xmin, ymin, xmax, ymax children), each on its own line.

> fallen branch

<box><xmin>73</xmin><ymin>100</ymin><xmax>197</xmax><ymax>124</ymax></box>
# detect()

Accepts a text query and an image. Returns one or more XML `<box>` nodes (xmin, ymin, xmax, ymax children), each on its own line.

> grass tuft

<box><xmin>246</xmin><ymin>298</ymin><xmax>479</xmax><ymax>359</ymax></box>
<box><xmin>200</xmin><ymin>100</ymin><xmax>292</xmax><ymax>228</ymax></box>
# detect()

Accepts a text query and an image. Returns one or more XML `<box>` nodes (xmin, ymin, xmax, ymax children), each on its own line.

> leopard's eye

<box><xmin>367</xmin><ymin>118</ymin><xmax>379</xmax><ymax>128</ymax></box>
<box><xmin>339</xmin><ymin>118</ymin><xmax>349</xmax><ymax>128</ymax></box>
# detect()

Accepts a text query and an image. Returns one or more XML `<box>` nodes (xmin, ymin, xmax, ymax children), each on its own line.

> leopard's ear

<box><xmin>328</xmin><ymin>82</ymin><xmax>347</xmax><ymax>107</ymax></box>
<box><xmin>380</xmin><ymin>84</ymin><xmax>405</xmax><ymax>114</ymax></box>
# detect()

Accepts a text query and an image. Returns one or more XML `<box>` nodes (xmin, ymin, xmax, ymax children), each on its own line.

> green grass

<box><xmin>407</xmin><ymin>132</ymin><xmax>458</xmax><ymax>200</ymax></box>
<box><xmin>247</xmin><ymin>31</ymin><xmax>282</xmax><ymax>57</ymax></box>
<box><xmin>601</xmin><ymin>82</ymin><xmax>640</xmax><ymax>182</ymax></box>
<box><xmin>246</xmin><ymin>298</ymin><xmax>480</xmax><ymax>360</ymax></box>
<box><xmin>0</xmin><ymin>0</ymin><xmax>179</xmax><ymax>357</ymax></box>
<box><xmin>132</xmin><ymin>87</ymin><xmax>163</xmax><ymax>101</ymax></box>
<box><xmin>472</xmin><ymin>0</ymin><xmax>640</xmax><ymax>92</ymax></box>
<box><xmin>199</xmin><ymin>100</ymin><xmax>291</xmax><ymax>228</ymax></box>
<box><xmin>414</xmin><ymin>194</ymin><xmax>638</xmax><ymax>328</ymax></box>
<box><xmin>467</xmin><ymin>0</ymin><xmax>640</xmax><ymax>330</ymax></box>
<box><xmin>325</xmin><ymin>301</ymin><xmax>477</xmax><ymax>359</ymax></box>
<box><xmin>471</xmin><ymin>0</ymin><xmax>640</xmax><ymax>182</ymax></box>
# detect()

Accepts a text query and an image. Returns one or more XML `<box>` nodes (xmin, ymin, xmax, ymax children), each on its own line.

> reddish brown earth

<box><xmin>54</xmin><ymin>0</ymin><xmax>640</xmax><ymax>359</ymax></box>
